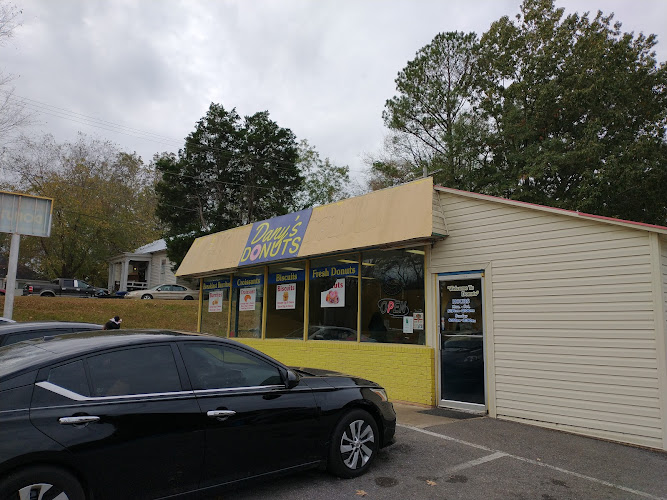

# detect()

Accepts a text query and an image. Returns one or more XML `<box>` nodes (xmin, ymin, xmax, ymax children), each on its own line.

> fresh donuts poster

<box><xmin>276</xmin><ymin>283</ymin><xmax>296</xmax><ymax>310</ymax></box>
<box><xmin>321</xmin><ymin>279</ymin><xmax>345</xmax><ymax>308</ymax></box>
<box><xmin>238</xmin><ymin>287</ymin><xmax>256</xmax><ymax>311</ymax></box>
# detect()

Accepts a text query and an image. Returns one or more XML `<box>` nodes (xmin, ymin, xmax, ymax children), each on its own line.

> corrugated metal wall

<box><xmin>432</xmin><ymin>191</ymin><xmax>447</xmax><ymax>236</ymax></box>
<box><xmin>662</xmin><ymin>236</ymin><xmax>667</xmax><ymax>343</ymax></box>
<box><xmin>431</xmin><ymin>191</ymin><xmax>664</xmax><ymax>449</ymax></box>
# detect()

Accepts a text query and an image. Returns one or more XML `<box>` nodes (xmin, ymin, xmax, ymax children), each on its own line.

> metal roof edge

<box><xmin>434</xmin><ymin>186</ymin><xmax>667</xmax><ymax>235</ymax></box>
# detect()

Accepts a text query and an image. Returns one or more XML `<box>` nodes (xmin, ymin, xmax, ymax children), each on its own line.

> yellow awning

<box><xmin>176</xmin><ymin>177</ymin><xmax>438</xmax><ymax>278</ymax></box>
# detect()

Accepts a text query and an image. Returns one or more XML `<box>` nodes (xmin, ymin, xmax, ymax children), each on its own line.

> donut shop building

<box><xmin>177</xmin><ymin>178</ymin><xmax>667</xmax><ymax>451</ymax></box>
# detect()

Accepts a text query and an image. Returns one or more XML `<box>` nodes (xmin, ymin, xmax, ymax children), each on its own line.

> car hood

<box><xmin>290</xmin><ymin>366</ymin><xmax>380</xmax><ymax>389</ymax></box>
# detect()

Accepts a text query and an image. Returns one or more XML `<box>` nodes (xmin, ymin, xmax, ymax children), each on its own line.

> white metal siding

<box><xmin>431</xmin><ymin>192</ymin><xmax>663</xmax><ymax>449</ymax></box>
<box><xmin>148</xmin><ymin>251</ymin><xmax>176</xmax><ymax>287</ymax></box>
<box><xmin>432</xmin><ymin>191</ymin><xmax>447</xmax><ymax>236</ymax></box>
<box><xmin>662</xmin><ymin>236</ymin><xmax>667</xmax><ymax>343</ymax></box>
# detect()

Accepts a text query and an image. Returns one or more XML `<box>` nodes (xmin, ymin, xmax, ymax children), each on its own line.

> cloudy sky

<box><xmin>3</xmin><ymin>0</ymin><xmax>667</xmax><ymax>185</ymax></box>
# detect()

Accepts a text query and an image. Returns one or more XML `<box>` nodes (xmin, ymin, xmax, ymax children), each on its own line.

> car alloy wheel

<box><xmin>141</xmin><ymin>294</ymin><xmax>152</xmax><ymax>300</ymax></box>
<box><xmin>18</xmin><ymin>482</ymin><xmax>71</xmax><ymax>500</ymax></box>
<box><xmin>341</xmin><ymin>419</ymin><xmax>375</xmax><ymax>469</ymax></box>
<box><xmin>328</xmin><ymin>409</ymin><xmax>379</xmax><ymax>478</ymax></box>
<box><xmin>0</xmin><ymin>466</ymin><xmax>85</xmax><ymax>500</ymax></box>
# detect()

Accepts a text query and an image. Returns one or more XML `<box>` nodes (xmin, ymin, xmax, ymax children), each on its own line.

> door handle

<box><xmin>59</xmin><ymin>416</ymin><xmax>100</xmax><ymax>425</ymax></box>
<box><xmin>207</xmin><ymin>410</ymin><xmax>236</xmax><ymax>421</ymax></box>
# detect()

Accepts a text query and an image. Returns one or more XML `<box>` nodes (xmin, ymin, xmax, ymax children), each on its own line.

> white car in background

<box><xmin>125</xmin><ymin>284</ymin><xmax>198</xmax><ymax>300</ymax></box>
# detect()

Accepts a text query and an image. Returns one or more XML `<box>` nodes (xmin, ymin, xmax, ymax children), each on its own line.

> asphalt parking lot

<box><xmin>212</xmin><ymin>403</ymin><xmax>667</xmax><ymax>500</ymax></box>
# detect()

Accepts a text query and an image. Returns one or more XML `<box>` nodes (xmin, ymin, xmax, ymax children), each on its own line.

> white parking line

<box><xmin>398</xmin><ymin>424</ymin><xmax>666</xmax><ymax>500</ymax></box>
<box><xmin>445</xmin><ymin>451</ymin><xmax>508</xmax><ymax>474</ymax></box>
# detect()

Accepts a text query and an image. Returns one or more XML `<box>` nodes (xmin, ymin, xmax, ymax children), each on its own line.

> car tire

<box><xmin>41</xmin><ymin>292</ymin><xmax>55</xmax><ymax>297</ymax></box>
<box><xmin>327</xmin><ymin>409</ymin><xmax>379</xmax><ymax>478</ymax></box>
<box><xmin>141</xmin><ymin>294</ymin><xmax>153</xmax><ymax>300</ymax></box>
<box><xmin>184</xmin><ymin>296</ymin><xmax>194</xmax><ymax>300</ymax></box>
<box><xmin>0</xmin><ymin>465</ymin><xmax>86</xmax><ymax>500</ymax></box>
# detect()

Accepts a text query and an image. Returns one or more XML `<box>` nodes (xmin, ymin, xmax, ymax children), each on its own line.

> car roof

<box><xmin>0</xmin><ymin>321</ymin><xmax>103</xmax><ymax>335</ymax></box>
<box><xmin>0</xmin><ymin>329</ymin><xmax>278</xmax><ymax>380</ymax></box>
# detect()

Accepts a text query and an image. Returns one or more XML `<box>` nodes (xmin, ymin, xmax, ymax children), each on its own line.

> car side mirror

<box><xmin>285</xmin><ymin>369</ymin><xmax>300</xmax><ymax>389</ymax></box>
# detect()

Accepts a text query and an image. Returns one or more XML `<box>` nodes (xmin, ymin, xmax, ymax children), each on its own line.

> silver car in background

<box><xmin>124</xmin><ymin>284</ymin><xmax>197</xmax><ymax>300</ymax></box>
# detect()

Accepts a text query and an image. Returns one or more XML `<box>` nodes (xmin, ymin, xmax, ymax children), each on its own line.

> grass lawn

<box><xmin>1</xmin><ymin>296</ymin><xmax>199</xmax><ymax>332</ymax></box>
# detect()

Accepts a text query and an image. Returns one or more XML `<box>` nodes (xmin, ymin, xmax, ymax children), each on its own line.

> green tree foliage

<box><xmin>155</xmin><ymin>103</ymin><xmax>302</xmax><ymax>268</ymax></box>
<box><xmin>5</xmin><ymin>133</ymin><xmax>160</xmax><ymax>284</ymax></box>
<box><xmin>478</xmin><ymin>0</ymin><xmax>667</xmax><ymax>224</ymax></box>
<box><xmin>380</xmin><ymin>0</ymin><xmax>667</xmax><ymax>226</ymax></box>
<box><xmin>290</xmin><ymin>139</ymin><xmax>350</xmax><ymax>209</ymax></box>
<box><xmin>382</xmin><ymin>31</ymin><xmax>491</xmax><ymax>189</ymax></box>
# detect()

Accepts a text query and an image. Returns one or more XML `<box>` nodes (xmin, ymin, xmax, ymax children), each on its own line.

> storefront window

<box><xmin>361</xmin><ymin>247</ymin><xmax>426</xmax><ymax>345</ymax></box>
<box><xmin>266</xmin><ymin>262</ymin><xmax>306</xmax><ymax>339</ymax></box>
<box><xmin>308</xmin><ymin>255</ymin><xmax>359</xmax><ymax>341</ymax></box>
<box><xmin>200</xmin><ymin>276</ymin><xmax>231</xmax><ymax>336</ymax></box>
<box><xmin>230</xmin><ymin>269</ymin><xmax>264</xmax><ymax>338</ymax></box>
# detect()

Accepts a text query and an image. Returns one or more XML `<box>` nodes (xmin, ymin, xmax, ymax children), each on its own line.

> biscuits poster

<box><xmin>276</xmin><ymin>283</ymin><xmax>296</xmax><ymax>310</ymax></box>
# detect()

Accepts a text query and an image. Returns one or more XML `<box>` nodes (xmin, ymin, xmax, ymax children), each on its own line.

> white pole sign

<box><xmin>1</xmin><ymin>192</ymin><xmax>54</xmax><ymax>319</ymax></box>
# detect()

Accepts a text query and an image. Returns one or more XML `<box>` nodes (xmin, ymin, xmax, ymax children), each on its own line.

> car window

<box><xmin>87</xmin><ymin>346</ymin><xmax>181</xmax><ymax>397</ymax></box>
<box><xmin>173</xmin><ymin>285</ymin><xmax>186</xmax><ymax>291</ymax></box>
<box><xmin>157</xmin><ymin>286</ymin><xmax>166</xmax><ymax>291</ymax></box>
<box><xmin>47</xmin><ymin>360</ymin><xmax>90</xmax><ymax>397</ymax></box>
<box><xmin>180</xmin><ymin>343</ymin><xmax>282</xmax><ymax>390</ymax></box>
<box><xmin>62</xmin><ymin>279</ymin><xmax>74</xmax><ymax>287</ymax></box>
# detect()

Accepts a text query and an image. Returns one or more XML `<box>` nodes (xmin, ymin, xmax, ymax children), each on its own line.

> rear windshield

<box><xmin>0</xmin><ymin>342</ymin><xmax>55</xmax><ymax>378</ymax></box>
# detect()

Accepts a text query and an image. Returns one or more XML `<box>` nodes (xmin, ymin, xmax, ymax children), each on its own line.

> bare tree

<box><xmin>0</xmin><ymin>1</ymin><xmax>31</xmax><ymax>146</ymax></box>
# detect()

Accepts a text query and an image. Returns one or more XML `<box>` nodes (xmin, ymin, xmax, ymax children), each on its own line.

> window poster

<box><xmin>403</xmin><ymin>315</ymin><xmax>414</xmax><ymax>334</ymax></box>
<box><xmin>208</xmin><ymin>291</ymin><xmax>223</xmax><ymax>313</ymax></box>
<box><xmin>238</xmin><ymin>287</ymin><xmax>257</xmax><ymax>311</ymax></box>
<box><xmin>276</xmin><ymin>283</ymin><xmax>296</xmax><ymax>310</ymax></box>
<box><xmin>321</xmin><ymin>278</ymin><xmax>345</xmax><ymax>308</ymax></box>
<box><xmin>440</xmin><ymin>279</ymin><xmax>483</xmax><ymax>333</ymax></box>
<box><xmin>413</xmin><ymin>311</ymin><xmax>424</xmax><ymax>330</ymax></box>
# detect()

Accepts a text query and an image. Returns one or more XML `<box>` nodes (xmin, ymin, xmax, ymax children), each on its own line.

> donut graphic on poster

<box><xmin>321</xmin><ymin>279</ymin><xmax>345</xmax><ymax>308</ymax></box>
<box><xmin>325</xmin><ymin>290</ymin><xmax>339</xmax><ymax>304</ymax></box>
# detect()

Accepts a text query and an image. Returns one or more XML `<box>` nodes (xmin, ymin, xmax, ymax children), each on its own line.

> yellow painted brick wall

<box><xmin>236</xmin><ymin>339</ymin><xmax>436</xmax><ymax>406</ymax></box>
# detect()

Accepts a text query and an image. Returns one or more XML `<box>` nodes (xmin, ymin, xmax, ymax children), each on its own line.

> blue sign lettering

<box><xmin>203</xmin><ymin>277</ymin><xmax>231</xmax><ymax>290</ymax></box>
<box><xmin>310</xmin><ymin>263</ymin><xmax>358</xmax><ymax>280</ymax></box>
<box><xmin>233</xmin><ymin>275</ymin><xmax>264</xmax><ymax>288</ymax></box>
<box><xmin>268</xmin><ymin>270</ymin><xmax>305</xmax><ymax>284</ymax></box>
<box><xmin>239</xmin><ymin>209</ymin><xmax>312</xmax><ymax>267</ymax></box>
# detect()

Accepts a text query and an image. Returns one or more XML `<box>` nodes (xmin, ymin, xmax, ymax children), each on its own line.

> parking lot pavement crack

<box><xmin>398</xmin><ymin>424</ymin><xmax>666</xmax><ymax>500</ymax></box>
<box><xmin>445</xmin><ymin>451</ymin><xmax>508</xmax><ymax>474</ymax></box>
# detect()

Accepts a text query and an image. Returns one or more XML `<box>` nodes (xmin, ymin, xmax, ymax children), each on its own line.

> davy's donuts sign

<box><xmin>239</xmin><ymin>208</ymin><xmax>313</xmax><ymax>266</ymax></box>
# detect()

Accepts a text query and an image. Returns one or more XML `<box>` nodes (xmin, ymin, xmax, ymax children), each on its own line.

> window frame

<box><xmin>34</xmin><ymin>344</ymin><xmax>191</xmax><ymax>403</ymax></box>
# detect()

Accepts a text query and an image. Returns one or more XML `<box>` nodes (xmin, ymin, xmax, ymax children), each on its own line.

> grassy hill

<box><xmin>2</xmin><ymin>296</ymin><xmax>199</xmax><ymax>332</ymax></box>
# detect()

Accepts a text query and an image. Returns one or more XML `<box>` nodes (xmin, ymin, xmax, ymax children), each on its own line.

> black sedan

<box><xmin>0</xmin><ymin>321</ymin><xmax>103</xmax><ymax>348</ymax></box>
<box><xmin>0</xmin><ymin>330</ymin><xmax>396</xmax><ymax>499</ymax></box>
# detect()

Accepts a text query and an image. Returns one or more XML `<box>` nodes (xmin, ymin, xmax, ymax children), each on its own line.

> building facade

<box><xmin>108</xmin><ymin>240</ymin><xmax>177</xmax><ymax>292</ymax></box>
<box><xmin>177</xmin><ymin>178</ymin><xmax>667</xmax><ymax>451</ymax></box>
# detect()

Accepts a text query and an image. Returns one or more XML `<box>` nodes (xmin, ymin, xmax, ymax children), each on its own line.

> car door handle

<box><xmin>59</xmin><ymin>416</ymin><xmax>101</xmax><ymax>425</ymax></box>
<box><xmin>207</xmin><ymin>410</ymin><xmax>236</xmax><ymax>421</ymax></box>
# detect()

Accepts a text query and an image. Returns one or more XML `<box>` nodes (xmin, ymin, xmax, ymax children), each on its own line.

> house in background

<box><xmin>107</xmin><ymin>239</ymin><xmax>178</xmax><ymax>292</ymax></box>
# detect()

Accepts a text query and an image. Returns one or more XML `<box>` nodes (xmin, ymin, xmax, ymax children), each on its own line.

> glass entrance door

<box><xmin>438</xmin><ymin>275</ymin><xmax>485</xmax><ymax>410</ymax></box>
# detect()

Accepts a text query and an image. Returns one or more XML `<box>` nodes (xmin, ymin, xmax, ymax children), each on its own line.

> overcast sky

<box><xmin>3</xmin><ymin>0</ymin><xmax>667</xmax><ymax>185</ymax></box>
